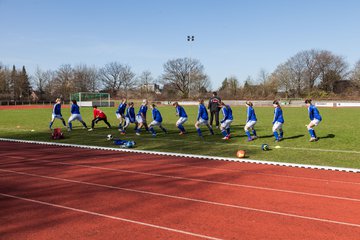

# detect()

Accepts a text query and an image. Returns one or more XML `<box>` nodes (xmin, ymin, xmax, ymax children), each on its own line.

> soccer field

<box><xmin>0</xmin><ymin>104</ymin><xmax>359</xmax><ymax>169</ymax></box>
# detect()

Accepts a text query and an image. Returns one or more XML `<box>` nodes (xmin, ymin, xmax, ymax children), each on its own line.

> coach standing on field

<box><xmin>208</xmin><ymin>91</ymin><xmax>221</xmax><ymax>128</ymax></box>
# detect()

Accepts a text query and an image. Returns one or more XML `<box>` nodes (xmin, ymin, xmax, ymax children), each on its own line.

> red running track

<box><xmin>0</xmin><ymin>141</ymin><xmax>360</xmax><ymax>240</ymax></box>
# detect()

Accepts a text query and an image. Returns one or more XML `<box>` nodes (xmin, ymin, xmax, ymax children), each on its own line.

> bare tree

<box><xmin>351</xmin><ymin>60</ymin><xmax>360</xmax><ymax>88</ymax></box>
<box><xmin>138</xmin><ymin>70</ymin><xmax>154</xmax><ymax>95</ymax></box>
<box><xmin>99</xmin><ymin>62</ymin><xmax>124</xmax><ymax>97</ymax></box>
<box><xmin>162</xmin><ymin>58</ymin><xmax>208</xmax><ymax>98</ymax></box>
<box><xmin>33</xmin><ymin>67</ymin><xmax>54</xmax><ymax>100</ymax></box>
<box><xmin>52</xmin><ymin>64</ymin><xmax>74</xmax><ymax>100</ymax></box>
<box><xmin>119</xmin><ymin>65</ymin><xmax>136</xmax><ymax>97</ymax></box>
<box><xmin>73</xmin><ymin>64</ymin><xmax>99</xmax><ymax>92</ymax></box>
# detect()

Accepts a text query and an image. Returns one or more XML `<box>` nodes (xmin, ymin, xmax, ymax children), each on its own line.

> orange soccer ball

<box><xmin>236</xmin><ymin>150</ymin><xmax>246</xmax><ymax>158</ymax></box>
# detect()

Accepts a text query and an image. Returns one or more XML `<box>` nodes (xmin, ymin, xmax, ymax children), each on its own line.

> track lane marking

<box><xmin>0</xmin><ymin>193</ymin><xmax>222</xmax><ymax>240</ymax></box>
<box><xmin>2</xmin><ymin>159</ymin><xmax>360</xmax><ymax>202</ymax></box>
<box><xmin>2</xmin><ymin>169</ymin><xmax>360</xmax><ymax>228</ymax></box>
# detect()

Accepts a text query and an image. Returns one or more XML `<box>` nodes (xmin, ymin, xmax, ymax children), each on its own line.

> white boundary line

<box><xmin>2</xmin><ymin>170</ymin><xmax>360</xmax><ymax>229</ymax></box>
<box><xmin>0</xmin><ymin>138</ymin><xmax>359</xmax><ymax>173</ymax></box>
<box><xmin>0</xmin><ymin>193</ymin><xmax>222</xmax><ymax>240</ymax></box>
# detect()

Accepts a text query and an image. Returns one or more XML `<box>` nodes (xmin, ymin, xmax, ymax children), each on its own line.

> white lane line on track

<box><xmin>0</xmin><ymin>193</ymin><xmax>222</xmax><ymax>240</ymax></box>
<box><xmin>3</xmin><ymin>154</ymin><xmax>360</xmax><ymax>186</ymax></box>
<box><xmin>2</xmin><ymin>168</ymin><xmax>360</xmax><ymax>228</ymax></box>
<box><xmin>2</xmin><ymin>159</ymin><xmax>359</xmax><ymax>202</ymax></box>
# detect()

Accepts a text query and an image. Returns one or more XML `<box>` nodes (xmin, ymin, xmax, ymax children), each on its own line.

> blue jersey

<box><xmin>70</xmin><ymin>104</ymin><xmax>80</xmax><ymax>114</ymax></box>
<box><xmin>273</xmin><ymin>107</ymin><xmax>284</xmax><ymax>124</ymax></box>
<box><xmin>52</xmin><ymin>103</ymin><xmax>62</xmax><ymax>115</ymax></box>
<box><xmin>126</xmin><ymin>107</ymin><xmax>135</xmax><ymax>122</ymax></box>
<box><xmin>137</xmin><ymin>105</ymin><xmax>148</xmax><ymax>117</ymax></box>
<box><xmin>308</xmin><ymin>105</ymin><xmax>322</xmax><ymax>121</ymax></box>
<box><xmin>116</xmin><ymin>102</ymin><xmax>127</xmax><ymax>114</ymax></box>
<box><xmin>176</xmin><ymin>105</ymin><xmax>188</xmax><ymax>118</ymax></box>
<box><xmin>221</xmin><ymin>105</ymin><xmax>233</xmax><ymax>122</ymax></box>
<box><xmin>152</xmin><ymin>108</ymin><xmax>163</xmax><ymax>122</ymax></box>
<box><xmin>197</xmin><ymin>104</ymin><xmax>209</xmax><ymax>121</ymax></box>
<box><xmin>246</xmin><ymin>106</ymin><xmax>257</xmax><ymax>122</ymax></box>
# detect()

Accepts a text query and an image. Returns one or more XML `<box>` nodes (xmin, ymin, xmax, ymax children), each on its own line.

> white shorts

<box><xmin>272</xmin><ymin>121</ymin><xmax>283</xmax><ymax>132</ymax></box>
<box><xmin>221</xmin><ymin>119</ymin><xmax>233</xmax><ymax>129</ymax></box>
<box><xmin>51</xmin><ymin>114</ymin><xmax>63</xmax><ymax>121</ymax></box>
<box><xmin>116</xmin><ymin>113</ymin><xmax>125</xmax><ymax>119</ymax></box>
<box><xmin>136</xmin><ymin>115</ymin><xmax>145</xmax><ymax>124</ymax></box>
<box><xmin>176</xmin><ymin>117</ymin><xmax>188</xmax><ymax>126</ymax></box>
<box><xmin>149</xmin><ymin>120</ymin><xmax>161</xmax><ymax>127</ymax></box>
<box><xmin>244</xmin><ymin>120</ymin><xmax>257</xmax><ymax>130</ymax></box>
<box><xmin>310</xmin><ymin>119</ymin><xmax>321</xmax><ymax>126</ymax></box>
<box><xmin>68</xmin><ymin>114</ymin><xmax>83</xmax><ymax>122</ymax></box>
<box><xmin>197</xmin><ymin>118</ymin><xmax>208</xmax><ymax>126</ymax></box>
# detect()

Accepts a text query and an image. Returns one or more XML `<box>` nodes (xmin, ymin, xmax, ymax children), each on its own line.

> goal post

<box><xmin>69</xmin><ymin>92</ymin><xmax>112</xmax><ymax>107</ymax></box>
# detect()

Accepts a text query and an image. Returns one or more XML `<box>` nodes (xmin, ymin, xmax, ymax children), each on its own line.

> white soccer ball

<box><xmin>107</xmin><ymin>134</ymin><xmax>113</xmax><ymax>140</ymax></box>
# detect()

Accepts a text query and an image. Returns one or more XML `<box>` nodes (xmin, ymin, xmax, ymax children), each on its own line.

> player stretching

<box><xmin>272</xmin><ymin>100</ymin><xmax>284</xmax><ymax>142</ymax></box>
<box><xmin>68</xmin><ymin>100</ymin><xmax>88</xmax><ymax>131</ymax></box>
<box><xmin>49</xmin><ymin>98</ymin><xmax>66</xmax><ymax>130</ymax></box>
<box><xmin>173</xmin><ymin>101</ymin><xmax>188</xmax><ymax>135</ymax></box>
<box><xmin>220</xmin><ymin>101</ymin><xmax>233</xmax><ymax>140</ymax></box>
<box><xmin>195</xmin><ymin>99</ymin><xmax>214</xmax><ymax>137</ymax></box>
<box><xmin>149</xmin><ymin>104</ymin><xmax>167</xmax><ymax>136</ymax></box>
<box><xmin>135</xmin><ymin>99</ymin><xmax>149</xmax><ymax>135</ymax></box>
<box><xmin>244</xmin><ymin>101</ymin><xmax>258</xmax><ymax>141</ymax></box>
<box><xmin>305</xmin><ymin>99</ymin><xmax>322</xmax><ymax>142</ymax></box>
<box><xmin>121</xmin><ymin>102</ymin><xmax>137</xmax><ymax>134</ymax></box>
<box><xmin>115</xmin><ymin>98</ymin><xmax>127</xmax><ymax>131</ymax></box>
<box><xmin>88</xmin><ymin>105</ymin><xmax>111</xmax><ymax>131</ymax></box>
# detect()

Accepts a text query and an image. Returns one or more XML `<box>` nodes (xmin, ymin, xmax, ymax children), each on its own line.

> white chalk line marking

<box><xmin>2</xmin><ymin>168</ymin><xmax>360</xmax><ymax>228</ymax></box>
<box><xmin>0</xmin><ymin>193</ymin><xmax>222</xmax><ymax>240</ymax></box>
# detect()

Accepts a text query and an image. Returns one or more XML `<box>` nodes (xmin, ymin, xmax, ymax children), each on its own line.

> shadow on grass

<box><xmin>319</xmin><ymin>133</ymin><xmax>335</xmax><ymax>139</ymax></box>
<box><xmin>282</xmin><ymin>134</ymin><xmax>305</xmax><ymax>140</ymax></box>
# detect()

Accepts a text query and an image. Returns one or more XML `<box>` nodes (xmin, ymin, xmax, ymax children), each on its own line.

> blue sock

<box><xmin>150</xmin><ymin>127</ymin><xmax>156</xmax><ymax>134</ymax></box>
<box><xmin>274</xmin><ymin>131</ymin><xmax>279</xmax><ymax>140</ymax></box>
<box><xmin>68</xmin><ymin>122</ymin><xmax>72</xmax><ymax>130</ymax></box>
<box><xmin>196</xmin><ymin>128</ymin><xmax>202</xmax><ymax>136</ymax></box>
<box><xmin>208</xmin><ymin>126</ymin><xmax>214</xmax><ymax>135</ymax></box>
<box><xmin>308</xmin><ymin>129</ymin><xmax>315</xmax><ymax>138</ymax></box>
<box><xmin>221</xmin><ymin>130</ymin><xmax>227</xmax><ymax>137</ymax></box>
<box><xmin>252</xmin><ymin>129</ymin><xmax>257</xmax><ymax>136</ymax></box>
<box><xmin>245</xmin><ymin>131</ymin><xmax>251</xmax><ymax>139</ymax></box>
<box><xmin>313</xmin><ymin>130</ymin><xmax>317</xmax><ymax>138</ymax></box>
<box><xmin>178</xmin><ymin>125</ymin><xmax>185</xmax><ymax>132</ymax></box>
<box><xmin>226</xmin><ymin>128</ymin><xmax>230</xmax><ymax>135</ymax></box>
<box><xmin>280</xmin><ymin>130</ymin><xmax>283</xmax><ymax>138</ymax></box>
<box><xmin>49</xmin><ymin>122</ymin><xmax>53</xmax><ymax>129</ymax></box>
<box><xmin>136</xmin><ymin>128</ymin><xmax>141</xmax><ymax>133</ymax></box>
<box><xmin>118</xmin><ymin>123</ymin><xmax>122</xmax><ymax>129</ymax></box>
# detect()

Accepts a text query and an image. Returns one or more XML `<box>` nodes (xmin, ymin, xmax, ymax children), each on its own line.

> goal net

<box><xmin>70</xmin><ymin>92</ymin><xmax>111</xmax><ymax>107</ymax></box>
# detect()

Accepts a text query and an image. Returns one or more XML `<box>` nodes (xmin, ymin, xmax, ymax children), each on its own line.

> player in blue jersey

<box><xmin>244</xmin><ymin>101</ymin><xmax>258</xmax><ymax>141</ymax></box>
<box><xmin>305</xmin><ymin>99</ymin><xmax>322</xmax><ymax>142</ymax></box>
<box><xmin>219</xmin><ymin>101</ymin><xmax>233</xmax><ymax>140</ymax></box>
<box><xmin>121</xmin><ymin>102</ymin><xmax>137</xmax><ymax>135</ymax></box>
<box><xmin>49</xmin><ymin>98</ymin><xmax>66</xmax><ymax>130</ymax></box>
<box><xmin>173</xmin><ymin>101</ymin><xmax>188</xmax><ymax>135</ymax></box>
<box><xmin>115</xmin><ymin>98</ymin><xmax>127</xmax><ymax>131</ymax></box>
<box><xmin>67</xmin><ymin>100</ymin><xmax>88</xmax><ymax>131</ymax></box>
<box><xmin>272</xmin><ymin>100</ymin><xmax>284</xmax><ymax>142</ymax></box>
<box><xmin>135</xmin><ymin>99</ymin><xmax>149</xmax><ymax>135</ymax></box>
<box><xmin>148</xmin><ymin>104</ymin><xmax>168</xmax><ymax>136</ymax></box>
<box><xmin>195</xmin><ymin>99</ymin><xmax>214</xmax><ymax>137</ymax></box>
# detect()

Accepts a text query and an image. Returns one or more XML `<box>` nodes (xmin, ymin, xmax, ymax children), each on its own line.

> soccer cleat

<box><xmin>120</xmin><ymin>131</ymin><xmax>126</xmax><ymax>135</ymax></box>
<box><xmin>179</xmin><ymin>131</ymin><xmax>186</xmax><ymax>135</ymax></box>
<box><xmin>136</xmin><ymin>132</ymin><xmax>141</xmax><ymax>136</ymax></box>
<box><xmin>67</xmin><ymin>128</ymin><xmax>71</xmax><ymax>132</ymax></box>
<box><xmin>222</xmin><ymin>136</ymin><xmax>229</xmax><ymax>140</ymax></box>
<box><xmin>247</xmin><ymin>138</ymin><xmax>253</xmax><ymax>142</ymax></box>
<box><xmin>252</xmin><ymin>136</ymin><xmax>258</xmax><ymax>140</ymax></box>
<box><xmin>309</xmin><ymin>137</ymin><xmax>317</xmax><ymax>142</ymax></box>
<box><xmin>88</xmin><ymin>128</ymin><xmax>93</xmax><ymax>131</ymax></box>
<box><xmin>152</xmin><ymin>133</ymin><xmax>157</xmax><ymax>137</ymax></box>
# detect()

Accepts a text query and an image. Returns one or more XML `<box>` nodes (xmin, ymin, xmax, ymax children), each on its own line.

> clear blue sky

<box><xmin>1</xmin><ymin>0</ymin><xmax>359</xmax><ymax>89</ymax></box>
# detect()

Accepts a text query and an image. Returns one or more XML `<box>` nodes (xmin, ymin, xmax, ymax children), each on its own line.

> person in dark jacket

<box><xmin>208</xmin><ymin>92</ymin><xmax>221</xmax><ymax>128</ymax></box>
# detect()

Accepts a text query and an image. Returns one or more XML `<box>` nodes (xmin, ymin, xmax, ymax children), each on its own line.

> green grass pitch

<box><xmin>0</xmin><ymin>105</ymin><xmax>359</xmax><ymax>169</ymax></box>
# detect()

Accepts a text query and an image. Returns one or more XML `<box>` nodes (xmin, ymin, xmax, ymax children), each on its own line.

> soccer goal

<box><xmin>70</xmin><ymin>92</ymin><xmax>112</xmax><ymax>107</ymax></box>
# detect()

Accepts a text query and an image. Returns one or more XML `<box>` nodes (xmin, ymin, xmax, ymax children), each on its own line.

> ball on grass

<box><xmin>236</xmin><ymin>150</ymin><xmax>246</xmax><ymax>158</ymax></box>
<box><xmin>106</xmin><ymin>134</ymin><xmax>113</xmax><ymax>140</ymax></box>
<box><xmin>261</xmin><ymin>144</ymin><xmax>269</xmax><ymax>151</ymax></box>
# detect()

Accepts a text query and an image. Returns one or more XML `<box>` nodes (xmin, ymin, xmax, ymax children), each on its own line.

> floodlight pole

<box><xmin>187</xmin><ymin>35</ymin><xmax>194</xmax><ymax>99</ymax></box>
